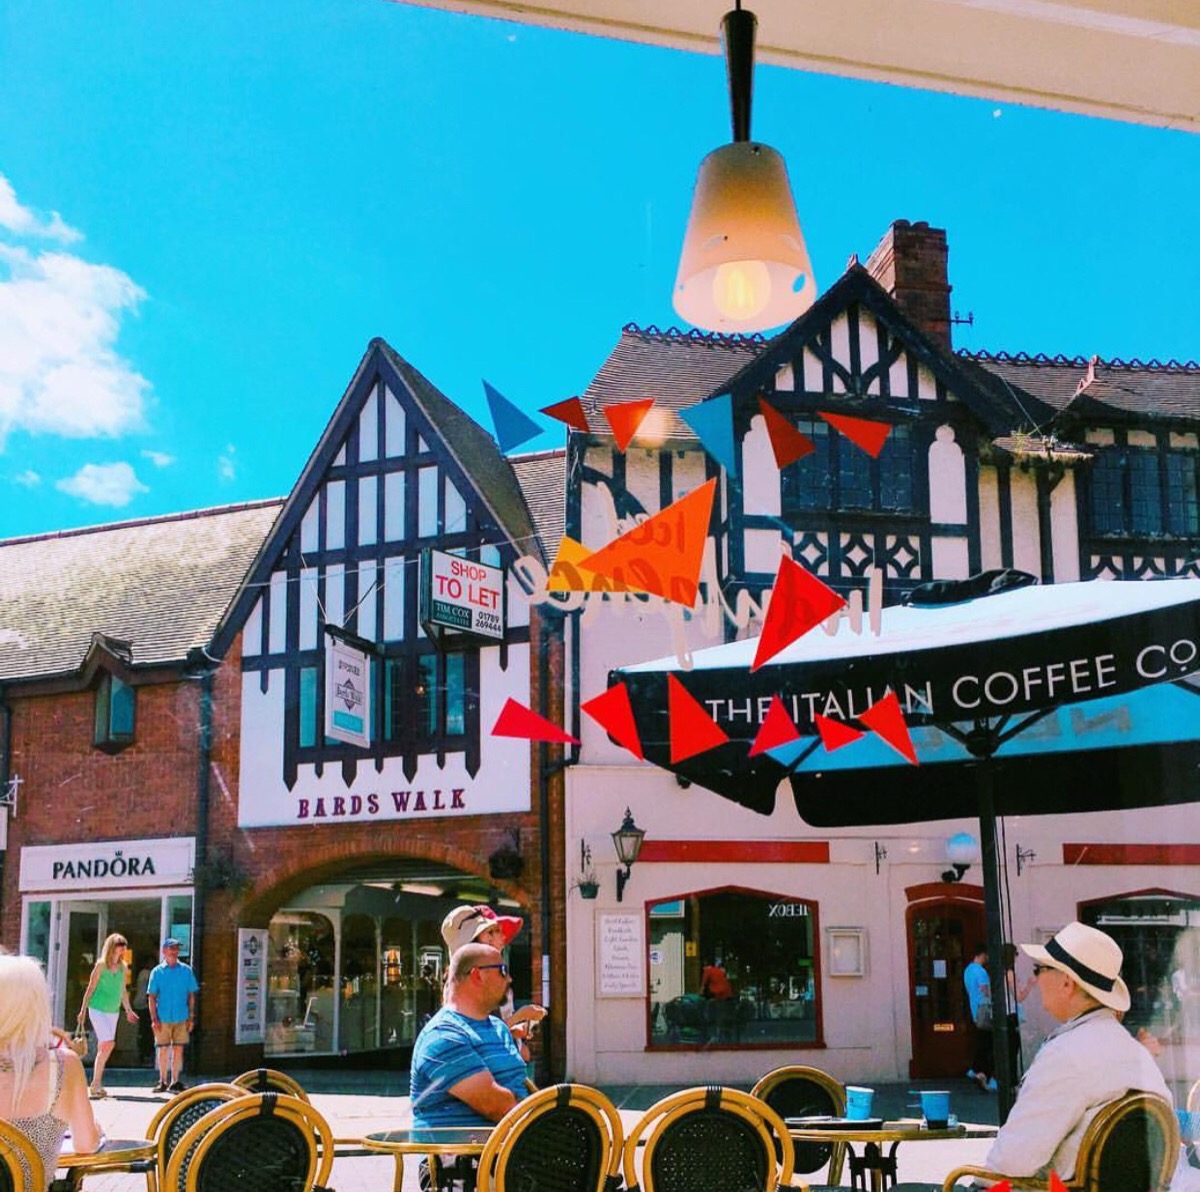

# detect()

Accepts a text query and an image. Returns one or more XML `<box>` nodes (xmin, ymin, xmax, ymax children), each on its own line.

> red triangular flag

<box><xmin>540</xmin><ymin>396</ymin><xmax>589</xmax><ymax>433</ymax></box>
<box><xmin>992</xmin><ymin>1183</ymin><xmax>1014</xmax><ymax>1192</ymax></box>
<box><xmin>604</xmin><ymin>399</ymin><xmax>655</xmax><ymax>451</ymax></box>
<box><xmin>578</xmin><ymin>479</ymin><xmax>716</xmax><ymax>606</ymax></box>
<box><xmin>581</xmin><ymin>683</ymin><xmax>644</xmax><ymax>760</ymax></box>
<box><xmin>1046</xmin><ymin>1176</ymin><xmax>1064</xmax><ymax>1192</ymax></box>
<box><xmin>668</xmin><ymin>675</ymin><xmax>729</xmax><ymax>764</ymax></box>
<box><xmin>860</xmin><ymin>691</ymin><xmax>919</xmax><ymax>765</ymax></box>
<box><xmin>814</xmin><ymin>714</ymin><xmax>865</xmax><ymax>752</ymax></box>
<box><xmin>820</xmin><ymin>411</ymin><xmax>892</xmax><ymax>458</ymax></box>
<box><xmin>759</xmin><ymin>397</ymin><xmax>815</xmax><ymax>469</ymax></box>
<box><xmin>751</xmin><ymin>556</ymin><xmax>846</xmax><ymax>671</ymax></box>
<box><xmin>749</xmin><ymin>696</ymin><xmax>801</xmax><ymax>757</ymax></box>
<box><xmin>491</xmin><ymin>697</ymin><xmax>580</xmax><ymax>745</ymax></box>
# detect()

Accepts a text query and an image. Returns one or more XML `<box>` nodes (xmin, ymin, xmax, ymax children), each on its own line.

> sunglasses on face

<box><xmin>473</xmin><ymin>963</ymin><xmax>509</xmax><ymax>978</ymax></box>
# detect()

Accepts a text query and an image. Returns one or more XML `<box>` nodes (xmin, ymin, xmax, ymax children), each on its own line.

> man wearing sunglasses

<box><xmin>410</xmin><ymin>943</ymin><xmax>530</xmax><ymax>1131</ymax></box>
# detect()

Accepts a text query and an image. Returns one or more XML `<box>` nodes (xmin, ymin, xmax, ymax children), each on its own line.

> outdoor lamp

<box><xmin>612</xmin><ymin>807</ymin><xmax>646</xmax><ymax>902</ymax></box>
<box><xmin>942</xmin><ymin>832</ymin><xmax>981</xmax><ymax>883</ymax></box>
<box><xmin>673</xmin><ymin>2</ymin><xmax>816</xmax><ymax>333</ymax></box>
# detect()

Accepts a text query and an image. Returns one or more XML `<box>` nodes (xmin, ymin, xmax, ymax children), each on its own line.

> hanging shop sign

<box><xmin>235</xmin><ymin>928</ymin><xmax>269</xmax><ymax>1045</ymax></box>
<box><xmin>19</xmin><ymin>836</ymin><xmax>196</xmax><ymax>892</ymax></box>
<box><xmin>420</xmin><ymin>549</ymin><xmax>506</xmax><ymax>642</ymax></box>
<box><xmin>324</xmin><ymin>635</ymin><xmax>372</xmax><ymax>748</ymax></box>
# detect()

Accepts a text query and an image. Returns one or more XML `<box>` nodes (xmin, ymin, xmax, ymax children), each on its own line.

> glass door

<box><xmin>59</xmin><ymin>902</ymin><xmax>106</xmax><ymax>1029</ymax></box>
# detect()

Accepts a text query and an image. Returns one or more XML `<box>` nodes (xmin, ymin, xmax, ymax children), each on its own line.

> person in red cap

<box><xmin>440</xmin><ymin>906</ymin><xmax>546</xmax><ymax>1040</ymax></box>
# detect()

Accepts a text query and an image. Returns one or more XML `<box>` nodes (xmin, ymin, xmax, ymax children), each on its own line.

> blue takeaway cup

<box><xmin>919</xmin><ymin>1089</ymin><xmax>951</xmax><ymax>1129</ymax></box>
<box><xmin>845</xmin><ymin>1086</ymin><xmax>875</xmax><ymax>1120</ymax></box>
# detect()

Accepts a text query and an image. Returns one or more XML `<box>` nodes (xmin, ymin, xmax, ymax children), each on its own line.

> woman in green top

<box><xmin>76</xmin><ymin>933</ymin><xmax>139</xmax><ymax>1098</ymax></box>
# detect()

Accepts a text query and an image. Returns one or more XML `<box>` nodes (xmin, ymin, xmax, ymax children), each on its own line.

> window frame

<box><xmin>93</xmin><ymin>671</ymin><xmax>136</xmax><ymax>752</ymax></box>
<box><xmin>1086</xmin><ymin>435</ymin><xmax>1200</xmax><ymax>540</ymax></box>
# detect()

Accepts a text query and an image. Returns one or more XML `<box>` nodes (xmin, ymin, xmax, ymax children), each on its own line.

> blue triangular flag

<box><xmin>483</xmin><ymin>380</ymin><xmax>542</xmax><ymax>453</ymax></box>
<box><xmin>679</xmin><ymin>393</ymin><xmax>738</xmax><ymax>475</ymax></box>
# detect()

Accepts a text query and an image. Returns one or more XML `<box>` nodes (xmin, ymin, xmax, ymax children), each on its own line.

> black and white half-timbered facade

<box><xmin>562</xmin><ymin>221</ymin><xmax>1200</xmax><ymax>1090</ymax></box>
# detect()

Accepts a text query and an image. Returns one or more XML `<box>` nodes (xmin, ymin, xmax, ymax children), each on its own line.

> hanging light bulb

<box><xmin>673</xmin><ymin>4</ymin><xmax>816</xmax><ymax>333</ymax></box>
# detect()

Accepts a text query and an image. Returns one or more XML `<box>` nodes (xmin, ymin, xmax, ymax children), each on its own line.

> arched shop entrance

<box><xmin>263</xmin><ymin>858</ymin><xmax>531</xmax><ymax>1063</ymax></box>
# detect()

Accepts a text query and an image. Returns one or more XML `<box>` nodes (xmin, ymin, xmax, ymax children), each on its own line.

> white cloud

<box><xmin>141</xmin><ymin>449</ymin><xmax>175</xmax><ymax>468</ymax></box>
<box><xmin>218</xmin><ymin>443</ymin><xmax>237</xmax><ymax>482</ymax></box>
<box><xmin>14</xmin><ymin>469</ymin><xmax>40</xmax><ymax>487</ymax></box>
<box><xmin>56</xmin><ymin>461</ymin><xmax>149</xmax><ymax>507</ymax></box>
<box><xmin>0</xmin><ymin>175</ymin><xmax>150</xmax><ymax>450</ymax></box>
<box><xmin>0</xmin><ymin>176</ymin><xmax>81</xmax><ymax>243</ymax></box>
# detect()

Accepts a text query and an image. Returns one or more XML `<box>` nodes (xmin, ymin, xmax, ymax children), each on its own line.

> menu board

<box><xmin>235</xmin><ymin>928</ymin><xmax>268</xmax><ymax>1044</ymax></box>
<box><xmin>597</xmin><ymin>913</ymin><xmax>644</xmax><ymax>996</ymax></box>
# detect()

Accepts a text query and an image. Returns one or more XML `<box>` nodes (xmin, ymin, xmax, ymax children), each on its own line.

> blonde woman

<box><xmin>0</xmin><ymin>954</ymin><xmax>101</xmax><ymax>1189</ymax></box>
<box><xmin>76</xmin><ymin>934</ymin><xmax>138</xmax><ymax>1098</ymax></box>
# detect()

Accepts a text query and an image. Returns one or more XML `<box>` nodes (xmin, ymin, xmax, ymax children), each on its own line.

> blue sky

<box><xmin>2</xmin><ymin>0</ymin><xmax>1199</xmax><ymax>537</ymax></box>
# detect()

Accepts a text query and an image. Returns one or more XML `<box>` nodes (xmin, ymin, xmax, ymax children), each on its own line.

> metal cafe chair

<box><xmin>230</xmin><ymin>1068</ymin><xmax>311</xmax><ymax>1102</ymax></box>
<box><xmin>943</xmin><ymin>1091</ymin><xmax>1179</xmax><ymax>1192</ymax></box>
<box><xmin>623</xmin><ymin>1086</ymin><xmax>801</xmax><ymax>1192</ymax></box>
<box><xmin>751</xmin><ymin>1065</ymin><xmax>848</xmax><ymax>1185</ymax></box>
<box><xmin>0</xmin><ymin>1119</ymin><xmax>46</xmax><ymax>1192</ymax></box>
<box><xmin>475</xmin><ymin>1083</ymin><xmax>625</xmax><ymax>1192</ymax></box>
<box><xmin>163</xmin><ymin>1091</ymin><xmax>335</xmax><ymax>1192</ymax></box>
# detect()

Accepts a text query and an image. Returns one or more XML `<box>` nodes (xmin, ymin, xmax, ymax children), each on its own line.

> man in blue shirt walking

<box><xmin>147</xmin><ymin>938</ymin><xmax>198</xmax><ymax>1093</ymax></box>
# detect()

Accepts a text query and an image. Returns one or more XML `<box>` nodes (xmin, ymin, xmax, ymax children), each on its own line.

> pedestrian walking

<box><xmin>75</xmin><ymin>933</ymin><xmax>139</xmax><ymax>1099</ymax></box>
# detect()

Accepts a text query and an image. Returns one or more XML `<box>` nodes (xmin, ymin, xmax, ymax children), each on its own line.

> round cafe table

<box><xmin>54</xmin><ymin>1137</ymin><xmax>155</xmax><ymax>1191</ymax></box>
<box><xmin>786</xmin><ymin>1118</ymin><xmax>998</xmax><ymax>1192</ymax></box>
<box><xmin>364</xmin><ymin>1126</ymin><xmax>494</xmax><ymax>1192</ymax></box>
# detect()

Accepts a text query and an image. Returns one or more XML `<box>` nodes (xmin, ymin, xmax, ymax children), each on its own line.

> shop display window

<box><xmin>266</xmin><ymin>912</ymin><xmax>335</xmax><ymax>1056</ymax></box>
<box><xmin>648</xmin><ymin>887</ymin><xmax>820</xmax><ymax>1049</ymax></box>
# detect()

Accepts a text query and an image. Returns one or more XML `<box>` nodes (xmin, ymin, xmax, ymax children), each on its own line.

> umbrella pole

<box><xmin>977</xmin><ymin>760</ymin><xmax>1015</xmax><ymax>1122</ymax></box>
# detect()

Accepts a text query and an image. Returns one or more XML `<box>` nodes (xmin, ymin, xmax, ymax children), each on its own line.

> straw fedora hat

<box><xmin>1020</xmin><ymin>921</ymin><xmax>1130</xmax><ymax>1012</ymax></box>
<box><xmin>441</xmin><ymin>904</ymin><xmax>523</xmax><ymax>952</ymax></box>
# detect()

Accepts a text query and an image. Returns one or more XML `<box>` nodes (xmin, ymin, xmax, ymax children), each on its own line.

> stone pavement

<box><xmin>67</xmin><ymin>1068</ymin><xmax>1003</xmax><ymax>1191</ymax></box>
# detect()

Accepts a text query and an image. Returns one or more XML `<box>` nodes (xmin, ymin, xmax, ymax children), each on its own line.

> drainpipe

<box><xmin>0</xmin><ymin>693</ymin><xmax>9</xmax><ymax>928</ymax></box>
<box><xmin>186</xmin><ymin>650</ymin><xmax>216</xmax><ymax>1053</ymax></box>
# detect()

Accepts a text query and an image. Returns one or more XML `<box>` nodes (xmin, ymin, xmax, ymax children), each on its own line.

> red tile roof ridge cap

<box><xmin>621</xmin><ymin>321</ymin><xmax>767</xmax><ymax>348</ymax></box>
<box><xmin>960</xmin><ymin>347</ymin><xmax>1200</xmax><ymax>373</ymax></box>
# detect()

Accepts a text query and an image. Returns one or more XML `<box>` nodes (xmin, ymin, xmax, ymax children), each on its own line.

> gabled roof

<box><xmin>0</xmin><ymin>500</ymin><xmax>282</xmax><ymax>685</ymax></box>
<box><xmin>511</xmin><ymin>449</ymin><xmax>566</xmax><ymax>559</ymax></box>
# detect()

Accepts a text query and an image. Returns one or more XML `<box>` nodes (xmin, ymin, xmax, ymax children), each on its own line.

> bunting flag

<box><xmin>668</xmin><ymin>674</ymin><xmax>729</xmax><ymax>763</ymax></box>
<box><xmin>548</xmin><ymin>536</ymin><xmax>621</xmax><ymax>593</ymax></box>
<box><xmin>820</xmin><ymin>410</ymin><xmax>892</xmax><ymax>458</ymax></box>
<box><xmin>859</xmin><ymin>691</ymin><xmax>919</xmax><ymax>765</ymax></box>
<box><xmin>604</xmin><ymin>399</ymin><xmax>655</xmax><ymax>451</ymax></box>
<box><xmin>680</xmin><ymin>394</ymin><xmax>738</xmax><ymax>476</ymax></box>
<box><xmin>749</xmin><ymin>696</ymin><xmax>801</xmax><ymax>757</ymax></box>
<box><xmin>491</xmin><ymin>697</ymin><xmax>579</xmax><ymax>745</ymax></box>
<box><xmin>577</xmin><ymin>479</ymin><xmax>716</xmax><ymax>606</ymax></box>
<box><xmin>483</xmin><ymin>380</ymin><xmax>542</xmax><ymax>452</ymax></box>
<box><xmin>751</xmin><ymin>556</ymin><xmax>847</xmax><ymax>671</ymax></box>
<box><xmin>540</xmin><ymin>396</ymin><xmax>590</xmax><ymax>433</ymax></box>
<box><xmin>814</xmin><ymin>713</ymin><xmax>865</xmax><ymax>753</ymax></box>
<box><xmin>758</xmin><ymin>397</ymin><xmax>815</xmax><ymax>469</ymax></box>
<box><xmin>581</xmin><ymin>682</ymin><xmax>644</xmax><ymax>760</ymax></box>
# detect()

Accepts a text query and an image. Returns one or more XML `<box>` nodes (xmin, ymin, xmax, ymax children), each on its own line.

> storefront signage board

<box><xmin>235</xmin><ymin>928</ymin><xmax>269</xmax><ymax>1044</ymax></box>
<box><xmin>19</xmin><ymin>836</ymin><xmax>196</xmax><ymax>892</ymax></box>
<box><xmin>597</xmin><ymin>913</ymin><xmax>644</xmax><ymax>996</ymax></box>
<box><xmin>420</xmin><ymin>549</ymin><xmax>506</xmax><ymax>641</ymax></box>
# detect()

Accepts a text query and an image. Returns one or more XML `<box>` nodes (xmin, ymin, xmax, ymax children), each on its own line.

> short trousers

<box><xmin>88</xmin><ymin>1008</ymin><xmax>120</xmax><ymax>1043</ymax></box>
<box><xmin>153</xmin><ymin>1021</ymin><xmax>190</xmax><ymax>1046</ymax></box>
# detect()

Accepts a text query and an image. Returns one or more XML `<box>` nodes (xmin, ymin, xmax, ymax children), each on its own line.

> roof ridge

<box><xmin>510</xmin><ymin>447</ymin><xmax>567</xmax><ymax>462</ymax></box>
<box><xmin>0</xmin><ymin>496</ymin><xmax>284</xmax><ymax>549</ymax></box>
<box><xmin>960</xmin><ymin>348</ymin><xmax>1200</xmax><ymax>373</ymax></box>
<box><xmin>621</xmin><ymin>321</ymin><xmax>766</xmax><ymax>348</ymax></box>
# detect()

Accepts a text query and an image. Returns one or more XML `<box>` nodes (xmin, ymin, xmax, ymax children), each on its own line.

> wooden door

<box><xmin>907</xmin><ymin>893</ymin><xmax>985</xmax><ymax>1077</ymax></box>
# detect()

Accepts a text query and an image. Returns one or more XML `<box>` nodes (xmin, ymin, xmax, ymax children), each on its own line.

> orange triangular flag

<box><xmin>604</xmin><ymin>399</ymin><xmax>655</xmax><ymax>451</ymax></box>
<box><xmin>860</xmin><ymin>692</ymin><xmax>919</xmax><ymax>765</ymax></box>
<box><xmin>548</xmin><ymin>536</ymin><xmax>641</xmax><ymax>594</ymax></box>
<box><xmin>578</xmin><ymin>479</ymin><xmax>716</xmax><ymax>606</ymax></box>
<box><xmin>820</xmin><ymin>411</ymin><xmax>892</xmax><ymax>458</ymax></box>
<box><xmin>751</xmin><ymin>556</ymin><xmax>846</xmax><ymax>671</ymax></box>
<box><xmin>759</xmin><ymin>397</ymin><xmax>815</xmax><ymax>469</ymax></box>
<box><xmin>749</xmin><ymin>696</ymin><xmax>801</xmax><ymax>757</ymax></box>
<box><xmin>814</xmin><ymin>714</ymin><xmax>865</xmax><ymax>752</ymax></box>
<box><xmin>540</xmin><ymin>396</ymin><xmax>589</xmax><ymax>433</ymax></box>
<box><xmin>581</xmin><ymin>683</ymin><xmax>644</xmax><ymax>760</ymax></box>
<box><xmin>668</xmin><ymin>675</ymin><xmax>728</xmax><ymax>764</ymax></box>
<box><xmin>491</xmin><ymin>698</ymin><xmax>580</xmax><ymax>745</ymax></box>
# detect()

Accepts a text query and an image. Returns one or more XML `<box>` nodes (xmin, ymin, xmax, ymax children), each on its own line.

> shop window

<box><xmin>1081</xmin><ymin>892</ymin><xmax>1200</xmax><ymax>1040</ymax></box>
<box><xmin>94</xmin><ymin>673</ymin><xmax>136</xmax><ymax>750</ymax></box>
<box><xmin>384</xmin><ymin>651</ymin><xmax>467</xmax><ymax>743</ymax></box>
<box><xmin>339</xmin><ymin>914</ymin><xmax>379</xmax><ymax>1053</ymax></box>
<box><xmin>266</xmin><ymin>912</ymin><xmax>336</xmax><ymax>1056</ymax></box>
<box><xmin>648</xmin><ymin>887</ymin><xmax>820</xmax><ymax>1048</ymax></box>
<box><xmin>783</xmin><ymin>421</ymin><xmax>915</xmax><ymax>516</ymax></box>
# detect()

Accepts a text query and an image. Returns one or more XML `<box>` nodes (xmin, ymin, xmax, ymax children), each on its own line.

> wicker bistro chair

<box><xmin>474</xmin><ymin>1083</ymin><xmax>624</xmax><ymax>1192</ymax></box>
<box><xmin>230</xmin><ymin>1069</ymin><xmax>311</xmax><ymax>1102</ymax></box>
<box><xmin>623</xmin><ymin>1086</ymin><xmax>803</xmax><ymax>1192</ymax></box>
<box><xmin>163</xmin><ymin>1092</ymin><xmax>335</xmax><ymax>1192</ymax></box>
<box><xmin>751</xmin><ymin>1066</ymin><xmax>848</xmax><ymax>1185</ymax></box>
<box><xmin>0</xmin><ymin>1119</ymin><xmax>46</xmax><ymax>1192</ymax></box>
<box><xmin>942</xmin><ymin>1091</ymin><xmax>1179</xmax><ymax>1192</ymax></box>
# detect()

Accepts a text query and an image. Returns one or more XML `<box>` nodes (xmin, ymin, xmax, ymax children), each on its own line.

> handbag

<box><xmin>69</xmin><ymin>1025</ymin><xmax>89</xmax><ymax>1058</ymax></box>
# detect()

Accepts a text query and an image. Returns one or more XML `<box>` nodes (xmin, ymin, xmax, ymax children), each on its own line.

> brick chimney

<box><xmin>864</xmin><ymin>220</ymin><xmax>953</xmax><ymax>350</ymax></box>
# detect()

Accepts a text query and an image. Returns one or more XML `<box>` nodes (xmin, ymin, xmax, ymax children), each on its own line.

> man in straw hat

<box><xmin>982</xmin><ymin>921</ymin><xmax>1186</xmax><ymax>1183</ymax></box>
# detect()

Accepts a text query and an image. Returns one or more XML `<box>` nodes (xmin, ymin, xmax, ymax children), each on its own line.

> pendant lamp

<box><xmin>673</xmin><ymin>3</ymin><xmax>816</xmax><ymax>333</ymax></box>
